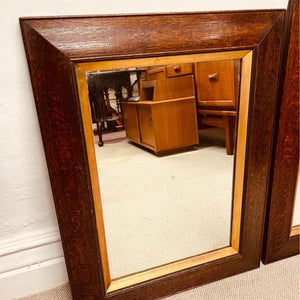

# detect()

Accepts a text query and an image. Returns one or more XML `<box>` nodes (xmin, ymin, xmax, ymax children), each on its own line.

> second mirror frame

<box><xmin>20</xmin><ymin>8</ymin><xmax>285</xmax><ymax>300</ymax></box>
<box><xmin>262</xmin><ymin>0</ymin><xmax>300</xmax><ymax>264</ymax></box>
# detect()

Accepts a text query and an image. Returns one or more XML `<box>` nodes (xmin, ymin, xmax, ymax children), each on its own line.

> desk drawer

<box><xmin>195</xmin><ymin>60</ymin><xmax>240</xmax><ymax>108</ymax></box>
<box><xmin>166</xmin><ymin>63</ymin><xmax>193</xmax><ymax>77</ymax></box>
<box><xmin>146</xmin><ymin>66</ymin><xmax>166</xmax><ymax>81</ymax></box>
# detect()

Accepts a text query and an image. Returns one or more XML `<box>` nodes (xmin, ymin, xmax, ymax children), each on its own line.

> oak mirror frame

<box><xmin>262</xmin><ymin>0</ymin><xmax>300</xmax><ymax>264</ymax></box>
<box><xmin>20</xmin><ymin>9</ymin><xmax>284</xmax><ymax>300</ymax></box>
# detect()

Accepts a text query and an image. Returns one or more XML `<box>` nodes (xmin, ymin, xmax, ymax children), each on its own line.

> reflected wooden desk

<box><xmin>122</xmin><ymin>96</ymin><xmax>199</xmax><ymax>155</ymax></box>
<box><xmin>140</xmin><ymin>61</ymin><xmax>240</xmax><ymax>155</ymax></box>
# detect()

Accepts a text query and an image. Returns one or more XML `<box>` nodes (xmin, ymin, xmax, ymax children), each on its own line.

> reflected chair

<box><xmin>195</xmin><ymin>59</ymin><xmax>241</xmax><ymax>155</ymax></box>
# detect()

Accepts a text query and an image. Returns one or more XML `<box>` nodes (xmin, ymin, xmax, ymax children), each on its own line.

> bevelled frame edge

<box><xmin>20</xmin><ymin>9</ymin><xmax>285</xmax><ymax>300</ymax></box>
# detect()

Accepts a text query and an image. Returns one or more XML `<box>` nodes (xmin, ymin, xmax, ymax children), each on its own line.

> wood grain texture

<box><xmin>76</xmin><ymin>50</ymin><xmax>251</xmax><ymax>72</ymax></box>
<box><xmin>76</xmin><ymin>66</ymin><xmax>111</xmax><ymax>289</ymax></box>
<box><xmin>151</xmin><ymin>97</ymin><xmax>199</xmax><ymax>153</ymax></box>
<box><xmin>123</xmin><ymin>96</ymin><xmax>198</xmax><ymax>154</ymax></box>
<box><xmin>107</xmin><ymin>247</ymin><xmax>238</xmax><ymax>293</ymax></box>
<box><xmin>152</xmin><ymin>75</ymin><xmax>195</xmax><ymax>101</ymax></box>
<box><xmin>20</xmin><ymin>22</ymin><xmax>105</xmax><ymax>299</ymax></box>
<box><xmin>20</xmin><ymin>9</ymin><xmax>285</xmax><ymax>300</ymax></box>
<box><xmin>231</xmin><ymin>52</ymin><xmax>252</xmax><ymax>250</ymax></box>
<box><xmin>195</xmin><ymin>60</ymin><xmax>237</xmax><ymax>107</ymax></box>
<box><xmin>146</xmin><ymin>66</ymin><xmax>166</xmax><ymax>80</ymax></box>
<box><xmin>239</xmin><ymin>14</ymin><xmax>285</xmax><ymax>268</ymax></box>
<box><xmin>262</xmin><ymin>0</ymin><xmax>300</xmax><ymax>264</ymax></box>
<box><xmin>21</xmin><ymin>11</ymin><xmax>283</xmax><ymax>61</ymax></box>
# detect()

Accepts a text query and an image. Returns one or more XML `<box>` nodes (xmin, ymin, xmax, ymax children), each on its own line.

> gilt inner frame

<box><xmin>75</xmin><ymin>49</ymin><xmax>253</xmax><ymax>293</ymax></box>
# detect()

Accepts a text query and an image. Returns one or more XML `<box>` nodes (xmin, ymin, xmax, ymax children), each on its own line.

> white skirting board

<box><xmin>0</xmin><ymin>229</ymin><xmax>69</xmax><ymax>300</ymax></box>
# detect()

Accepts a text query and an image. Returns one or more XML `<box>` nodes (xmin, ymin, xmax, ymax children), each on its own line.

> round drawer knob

<box><xmin>174</xmin><ymin>66</ymin><xmax>181</xmax><ymax>73</ymax></box>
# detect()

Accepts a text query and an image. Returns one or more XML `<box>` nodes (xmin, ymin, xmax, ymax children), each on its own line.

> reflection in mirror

<box><xmin>292</xmin><ymin>168</ymin><xmax>300</xmax><ymax>227</ymax></box>
<box><xmin>86</xmin><ymin>58</ymin><xmax>241</xmax><ymax>279</ymax></box>
<box><xmin>75</xmin><ymin>51</ymin><xmax>252</xmax><ymax>289</ymax></box>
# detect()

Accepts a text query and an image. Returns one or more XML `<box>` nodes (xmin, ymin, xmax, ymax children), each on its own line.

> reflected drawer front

<box><xmin>166</xmin><ymin>63</ymin><xmax>193</xmax><ymax>77</ymax></box>
<box><xmin>146</xmin><ymin>66</ymin><xmax>166</xmax><ymax>81</ymax></box>
<box><xmin>196</xmin><ymin>60</ymin><xmax>239</xmax><ymax>108</ymax></box>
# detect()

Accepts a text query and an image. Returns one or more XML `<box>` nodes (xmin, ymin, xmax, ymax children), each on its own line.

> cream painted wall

<box><xmin>0</xmin><ymin>0</ymin><xmax>288</xmax><ymax>299</ymax></box>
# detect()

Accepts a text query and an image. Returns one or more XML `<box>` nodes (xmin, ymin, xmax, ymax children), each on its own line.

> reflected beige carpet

<box><xmin>95</xmin><ymin>128</ymin><xmax>234</xmax><ymax>278</ymax></box>
<box><xmin>16</xmin><ymin>255</ymin><xmax>300</xmax><ymax>300</ymax></box>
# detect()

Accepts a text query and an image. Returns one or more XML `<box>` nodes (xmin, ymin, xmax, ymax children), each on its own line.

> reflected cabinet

<box><xmin>20</xmin><ymin>4</ymin><xmax>298</xmax><ymax>300</ymax></box>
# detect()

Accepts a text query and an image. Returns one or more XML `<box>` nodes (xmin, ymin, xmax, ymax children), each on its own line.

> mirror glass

<box><xmin>292</xmin><ymin>168</ymin><xmax>300</xmax><ymax>227</ymax></box>
<box><xmin>76</xmin><ymin>52</ymin><xmax>251</xmax><ymax>283</ymax></box>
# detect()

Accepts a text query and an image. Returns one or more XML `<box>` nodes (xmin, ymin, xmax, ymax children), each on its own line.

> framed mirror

<box><xmin>20</xmin><ymin>9</ymin><xmax>284</xmax><ymax>299</ymax></box>
<box><xmin>262</xmin><ymin>0</ymin><xmax>299</xmax><ymax>264</ymax></box>
<box><xmin>76</xmin><ymin>51</ymin><xmax>250</xmax><ymax>290</ymax></box>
